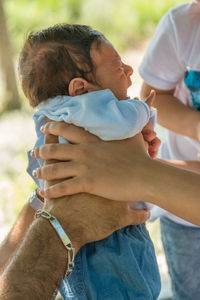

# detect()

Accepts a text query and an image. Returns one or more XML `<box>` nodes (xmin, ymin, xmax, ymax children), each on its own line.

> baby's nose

<box><xmin>124</xmin><ymin>64</ymin><xmax>133</xmax><ymax>77</ymax></box>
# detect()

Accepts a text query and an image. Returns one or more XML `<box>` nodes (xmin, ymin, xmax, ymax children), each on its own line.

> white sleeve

<box><xmin>139</xmin><ymin>10</ymin><xmax>186</xmax><ymax>90</ymax></box>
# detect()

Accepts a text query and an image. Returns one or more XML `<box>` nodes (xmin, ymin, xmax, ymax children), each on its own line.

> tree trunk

<box><xmin>0</xmin><ymin>0</ymin><xmax>21</xmax><ymax>111</ymax></box>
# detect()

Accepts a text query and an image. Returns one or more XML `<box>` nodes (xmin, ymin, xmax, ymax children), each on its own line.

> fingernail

<box><xmin>40</xmin><ymin>125</ymin><xmax>45</xmax><ymax>132</ymax></box>
<box><xmin>30</xmin><ymin>150</ymin><xmax>35</xmax><ymax>157</ymax></box>
<box><xmin>32</xmin><ymin>168</ymin><xmax>38</xmax><ymax>178</ymax></box>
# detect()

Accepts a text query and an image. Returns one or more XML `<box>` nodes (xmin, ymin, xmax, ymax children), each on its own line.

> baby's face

<box><xmin>90</xmin><ymin>40</ymin><xmax>133</xmax><ymax>100</ymax></box>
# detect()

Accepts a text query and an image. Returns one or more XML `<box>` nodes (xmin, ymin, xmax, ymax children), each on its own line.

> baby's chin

<box><xmin>118</xmin><ymin>95</ymin><xmax>131</xmax><ymax>101</ymax></box>
<box><xmin>120</xmin><ymin>96</ymin><xmax>130</xmax><ymax>100</ymax></box>
<box><xmin>118</xmin><ymin>95</ymin><xmax>130</xmax><ymax>101</ymax></box>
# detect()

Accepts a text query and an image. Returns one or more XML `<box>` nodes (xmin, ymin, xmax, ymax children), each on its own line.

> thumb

<box><xmin>145</xmin><ymin>90</ymin><xmax>156</xmax><ymax>108</ymax></box>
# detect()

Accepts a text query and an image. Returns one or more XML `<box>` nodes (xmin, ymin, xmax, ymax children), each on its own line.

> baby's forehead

<box><xmin>91</xmin><ymin>40</ymin><xmax>121</xmax><ymax>66</ymax></box>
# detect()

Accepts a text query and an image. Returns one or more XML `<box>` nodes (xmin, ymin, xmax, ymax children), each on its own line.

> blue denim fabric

<box><xmin>160</xmin><ymin>217</ymin><xmax>200</xmax><ymax>300</ymax></box>
<box><xmin>59</xmin><ymin>225</ymin><xmax>161</xmax><ymax>300</ymax></box>
<box><xmin>184</xmin><ymin>70</ymin><xmax>200</xmax><ymax>110</ymax></box>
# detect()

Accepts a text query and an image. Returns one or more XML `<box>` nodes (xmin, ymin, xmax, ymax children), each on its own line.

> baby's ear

<box><xmin>68</xmin><ymin>78</ymin><xmax>89</xmax><ymax>96</ymax></box>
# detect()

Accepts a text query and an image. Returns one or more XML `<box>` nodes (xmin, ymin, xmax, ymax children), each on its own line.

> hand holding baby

<box><xmin>142</xmin><ymin>90</ymin><xmax>161</xmax><ymax>158</ymax></box>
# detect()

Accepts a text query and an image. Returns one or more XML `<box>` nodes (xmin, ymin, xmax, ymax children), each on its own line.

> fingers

<box><xmin>44</xmin><ymin>134</ymin><xmax>59</xmax><ymax>165</ymax></box>
<box><xmin>148</xmin><ymin>137</ymin><xmax>161</xmax><ymax>159</ymax></box>
<box><xmin>41</xmin><ymin>121</ymin><xmax>99</xmax><ymax>143</ymax></box>
<box><xmin>145</xmin><ymin>90</ymin><xmax>156</xmax><ymax>108</ymax></box>
<box><xmin>142</xmin><ymin>121</ymin><xmax>156</xmax><ymax>142</ymax></box>
<box><xmin>120</xmin><ymin>204</ymin><xmax>150</xmax><ymax>226</ymax></box>
<box><xmin>32</xmin><ymin>143</ymin><xmax>79</xmax><ymax>160</ymax></box>
<box><xmin>142</xmin><ymin>128</ymin><xmax>156</xmax><ymax>142</ymax></box>
<box><xmin>141</xmin><ymin>121</ymin><xmax>161</xmax><ymax>158</ymax></box>
<box><xmin>44</xmin><ymin>133</ymin><xmax>58</xmax><ymax>144</ymax></box>
<box><xmin>40</xmin><ymin>177</ymin><xmax>86</xmax><ymax>199</ymax></box>
<box><xmin>129</xmin><ymin>209</ymin><xmax>150</xmax><ymax>225</ymax></box>
<box><xmin>32</xmin><ymin>161</ymin><xmax>78</xmax><ymax>180</ymax></box>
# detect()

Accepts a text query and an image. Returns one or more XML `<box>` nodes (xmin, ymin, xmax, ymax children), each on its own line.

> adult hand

<box><xmin>0</xmin><ymin>132</ymin><xmax>150</xmax><ymax>300</ymax></box>
<box><xmin>31</xmin><ymin>122</ymin><xmax>151</xmax><ymax>202</ymax></box>
<box><xmin>142</xmin><ymin>90</ymin><xmax>161</xmax><ymax>158</ymax></box>
<box><xmin>142</xmin><ymin>121</ymin><xmax>161</xmax><ymax>158</ymax></box>
<box><xmin>32</xmin><ymin>123</ymin><xmax>200</xmax><ymax>226</ymax></box>
<box><xmin>41</xmin><ymin>133</ymin><xmax>150</xmax><ymax>253</ymax></box>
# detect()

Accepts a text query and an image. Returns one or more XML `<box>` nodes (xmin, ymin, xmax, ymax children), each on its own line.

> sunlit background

<box><xmin>0</xmin><ymin>0</ymin><xmax>186</xmax><ymax>299</ymax></box>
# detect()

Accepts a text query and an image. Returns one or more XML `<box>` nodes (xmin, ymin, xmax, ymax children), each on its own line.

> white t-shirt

<box><xmin>139</xmin><ymin>0</ymin><xmax>200</xmax><ymax>227</ymax></box>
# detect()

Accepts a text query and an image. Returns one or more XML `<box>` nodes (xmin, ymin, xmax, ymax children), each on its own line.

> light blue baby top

<box><xmin>34</xmin><ymin>89</ymin><xmax>150</xmax><ymax>140</ymax></box>
<box><xmin>28</xmin><ymin>88</ymin><xmax>155</xmax><ymax>209</ymax></box>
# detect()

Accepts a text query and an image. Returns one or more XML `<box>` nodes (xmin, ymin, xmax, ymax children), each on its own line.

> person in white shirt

<box><xmin>139</xmin><ymin>1</ymin><xmax>200</xmax><ymax>299</ymax></box>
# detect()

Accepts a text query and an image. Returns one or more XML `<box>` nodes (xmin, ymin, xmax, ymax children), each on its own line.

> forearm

<box><xmin>140</xmin><ymin>82</ymin><xmax>200</xmax><ymax>141</ymax></box>
<box><xmin>0</xmin><ymin>191</ymin><xmax>146</xmax><ymax>299</ymax></box>
<box><xmin>0</xmin><ymin>204</ymin><xmax>35</xmax><ymax>276</ymax></box>
<box><xmin>33</xmin><ymin>122</ymin><xmax>200</xmax><ymax>225</ymax></box>
<box><xmin>146</xmin><ymin>159</ymin><xmax>200</xmax><ymax>225</ymax></box>
<box><xmin>0</xmin><ymin>217</ymin><xmax>69</xmax><ymax>300</ymax></box>
<box><xmin>157</xmin><ymin>159</ymin><xmax>200</xmax><ymax>174</ymax></box>
<box><xmin>154</xmin><ymin>94</ymin><xmax>200</xmax><ymax>140</ymax></box>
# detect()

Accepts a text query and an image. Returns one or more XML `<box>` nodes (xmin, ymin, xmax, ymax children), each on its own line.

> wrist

<box><xmin>140</xmin><ymin>158</ymin><xmax>164</xmax><ymax>205</ymax></box>
<box><xmin>35</xmin><ymin>209</ymin><xmax>75</xmax><ymax>278</ymax></box>
<box><xmin>128</xmin><ymin>154</ymin><xmax>154</xmax><ymax>202</ymax></box>
<box><xmin>182</xmin><ymin>109</ymin><xmax>200</xmax><ymax>141</ymax></box>
<box><xmin>33</xmin><ymin>216</ymin><xmax>77</xmax><ymax>277</ymax></box>
<box><xmin>44</xmin><ymin>197</ymin><xmax>86</xmax><ymax>254</ymax></box>
<box><xmin>33</xmin><ymin>216</ymin><xmax>67</xmax><ymax>257</ymax></box>
<box><xmin>1</xmin><ymin>217</ymin><xmax>71</xmax><ymax>299</ymax></box>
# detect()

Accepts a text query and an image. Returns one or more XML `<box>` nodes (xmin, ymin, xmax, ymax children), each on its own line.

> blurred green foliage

<box><xmin>5</xmin><ymin>0</ymin><xmax>186</xmax><ymax>53</ymax></box>
<box><xmin>0</xmin><ymin>111</ymin><xmax>36</xmax><ymax>225</ymax></box>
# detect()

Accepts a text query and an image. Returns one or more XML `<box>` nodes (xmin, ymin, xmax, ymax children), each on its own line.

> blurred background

<box><xmin>0</xmin><ymin>0</ymin><xmax>187</xmax><ymax>298</ymax></box>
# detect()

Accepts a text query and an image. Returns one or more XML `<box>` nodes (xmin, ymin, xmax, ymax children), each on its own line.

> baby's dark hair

<box><xmin>19</xmin><ymin>24</ymin><xmax>106</xmax><ymax>107</ymax></box>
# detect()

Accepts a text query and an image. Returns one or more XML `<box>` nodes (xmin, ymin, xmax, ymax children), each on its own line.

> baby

<box><xmin>19</xmin><ymin>24</ymin><xmax>160</xmax><ymax>300</ymax></box>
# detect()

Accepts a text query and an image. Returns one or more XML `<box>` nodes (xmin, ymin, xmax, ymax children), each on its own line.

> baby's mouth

<box><xmin>128</xmin><ymin>78</ymin><xmax>132</xmax><ymax>87</ymax></box>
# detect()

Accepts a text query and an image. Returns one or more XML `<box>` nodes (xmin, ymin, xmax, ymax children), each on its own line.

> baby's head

<box><xmin>19</xmin><ymin>24</ymin><xmax>133</xmax><ymax>106</ymax></box>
